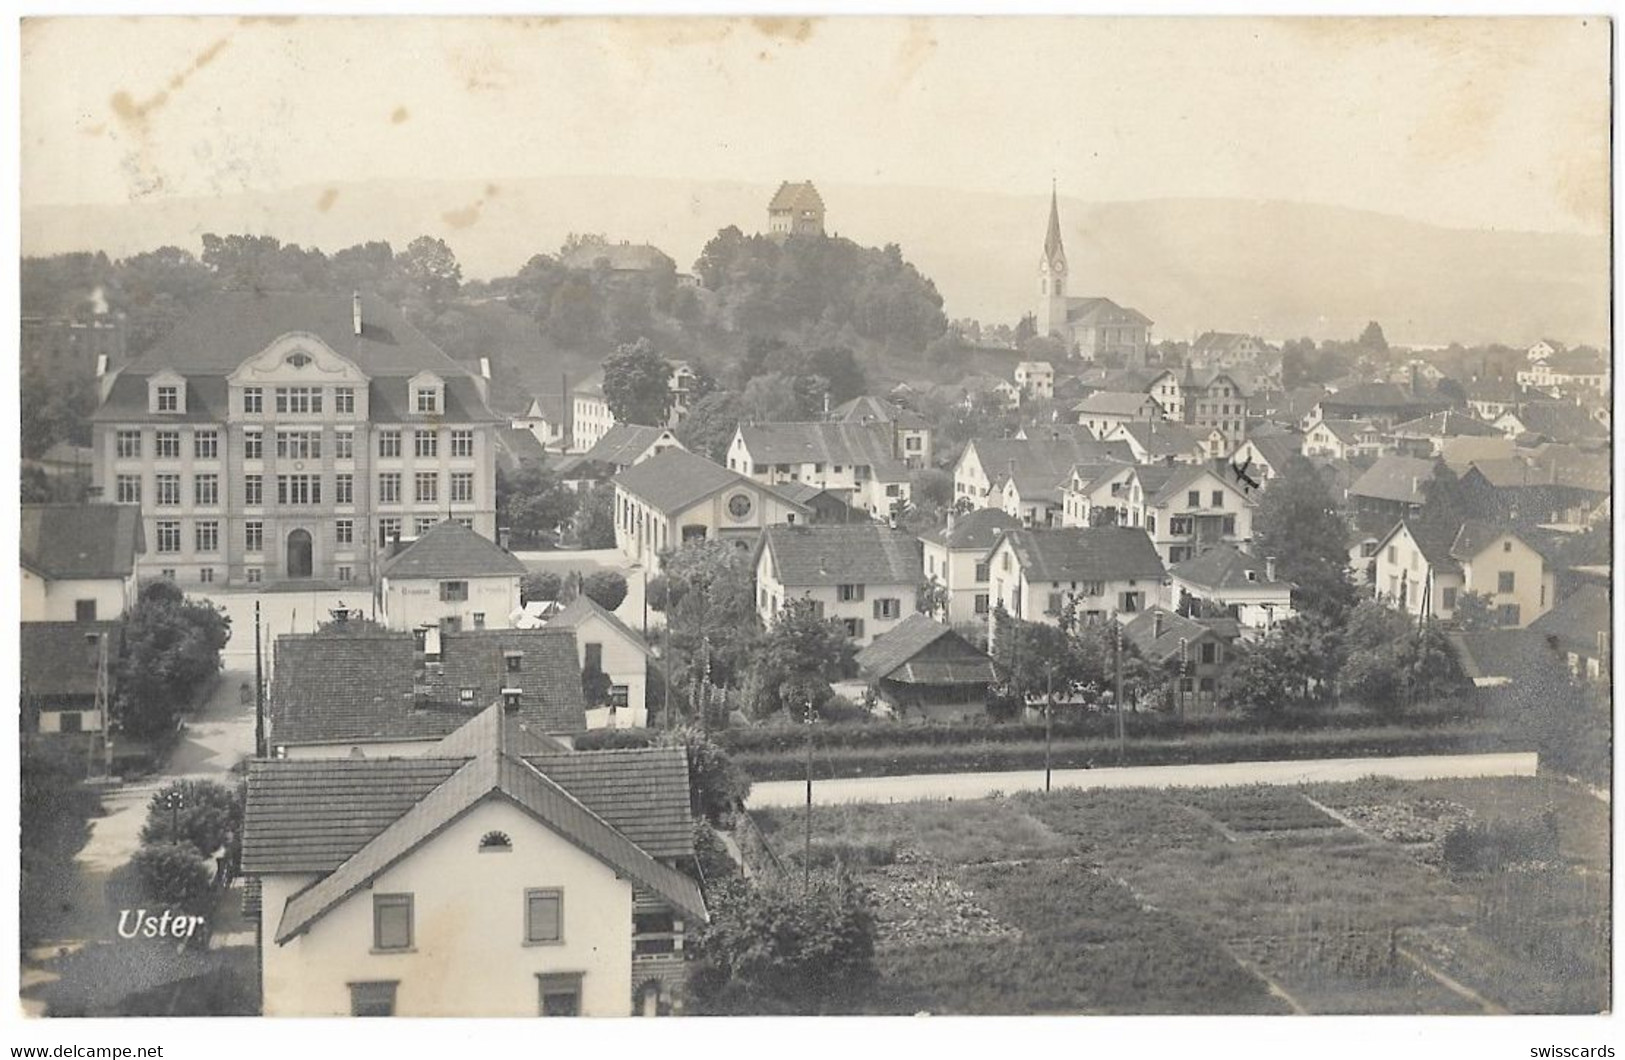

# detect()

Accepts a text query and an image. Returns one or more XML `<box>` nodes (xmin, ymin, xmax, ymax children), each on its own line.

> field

<box><xmin>750</xmin><ymin>775</ymin><xmax>1609</xmax><ymax>1015</ymax></box>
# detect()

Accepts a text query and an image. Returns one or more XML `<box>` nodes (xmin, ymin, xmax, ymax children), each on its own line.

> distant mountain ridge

<box><xmin>22</xmin><ymin>176</ymin><xmax>1607</xmax><ymax>348</ymax></box>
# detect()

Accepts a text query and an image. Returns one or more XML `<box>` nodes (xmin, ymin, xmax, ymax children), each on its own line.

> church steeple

<box><xmin>1039</xmin><ymin>181</ymin><xmax>1069</xmax><ymax>339</ymax></box>
<box><xmin>1044</xmin><ymin>180</ymin><xmax>1066</xmax><ymax>265</ymax></box>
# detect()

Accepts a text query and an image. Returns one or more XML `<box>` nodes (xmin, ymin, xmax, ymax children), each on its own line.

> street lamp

<box><xmin>803</xmin><ymin>692</ymin><xmax>819</xmax><ymax>894</ymax></box>
<box><xmin>164</xmin><ymin>788</ymin><xmax>185</xmax><ymax>840</ymax></box>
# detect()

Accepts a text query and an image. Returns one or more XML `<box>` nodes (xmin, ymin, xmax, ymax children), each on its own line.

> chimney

<box><xmin>352</xmin><ymin>291</ymin><xmax>363</xmax><ymax>337</ymax></box>
<box><xmin>498</xmin><ymin>526</ymin><xmax>512</xmax><ymax>551</ymax></box>
<box><xmin>1265</xmin><ymin>555</ymin><xmax>1277</xmax><ymax>582</ymax></box>
<box><xmin>561</xmin><ymin>370</ymin><xmax>572</xmax><ymax>451</ymax></box>
<box><xmin>945</xmin><ymin>510</ymin><xmax>957</xmax><ymax>535</ymax></box>
<box><xmin>1153</xmin><ymin>611</ymin><xmax>1164</xmax><ymax>638</ymax></box>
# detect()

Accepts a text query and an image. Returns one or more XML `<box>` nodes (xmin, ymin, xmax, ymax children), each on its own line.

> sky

<box><xmin>19</xmin><ymin>16</ymin><xmax>1611</xmax><ymax>237</ymax></box>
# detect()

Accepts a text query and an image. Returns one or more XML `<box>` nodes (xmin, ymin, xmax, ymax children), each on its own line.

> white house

<box><xmin>20</xmin><ymin>503</ymin><xmax>144</xmax><ymax>623</ymax></box>
<box><xmin>513</xmin><ymin>393</ymin><xmax>567</xmax><ymax>450</ymax></box>
<box><xmin>952</xmin><ymin>436</ymin><xmax>1129</xmax><ymax>509</ymax></box>
<box><xmin>755</xmin><ymin>524</ymin><xmax>923</xmax><ymax>647</ymax></box>
<box><xmin>726</xmin><ymin>422</ymin><xmax>911</xmax><ymax>518</ymax></box>
<box><xmin>379</xmin><ymin>520</ymin><xmax>527</xmax><ymax>633</ymax></box>
<box><xmin>1168</xmin><ymin>545</ymin><xmax>1294</xmax><ymax>640</ymax></box>
<box><xmin>613</xmin><ymin>448</ymin><xmax>811</xmax><ymax>573</ymax></box>
<box><xmin>570</xmin><ymin>372</ymin><xmax>615</xmax><ymax>453</ymax></box>
<box><xmin>828</xmin><ymin>395</ymin><xmax>934</xmax><ymax>470</ymax></box>
<box><xmin>1072</xmin><ymin>391</ymin><xmax>1159</xmax><ymax>439</ymax></box>
<box><xmin>918</xmin><ymin>507</ymin><xmax>1022</xmax><ymax>631</ymax></box>
<box><xmin>1372</xmin><ymin>519</ymin><xmax>1555</xmax><ymax>628</ymax></box>
<box><xmin>1301</xmin><ymin>415</ymin><xmax>1384</xmax><ymax>460</ymax></box>
<box><xmin>1060</xmin><ymin>463</ymin><xmax>1254</xmax><ymax>565</ymax></box>
<box><xmin>245</xmin><ymin>703</ymin><xmax>705</xmax><ymax>1017</ymax></box>
<box><xmin>579</xmin><ymin>424</ymin><xmax>684</xmax><ymax>475</ymax></box>
<box><xmin>1014</xmin><ymin>360</ymin><xmax>1055</xmax><ymax>401</ymax></box>
<box><xmin>985</xmin><ymin>526</ymin><xmax>1167</xmax><ymax>631</ymax></box>
<box><xmin>546</xmin><ymin>594</ymin><xmax>653</xmax><ymax>729</ymax></box>
<box><xmin>1101</xmin><ymin>420</ymin><xmax>1208</xmax><ymax>465</ymax></box>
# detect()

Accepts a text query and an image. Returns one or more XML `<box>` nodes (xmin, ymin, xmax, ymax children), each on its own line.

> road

<box><xmin>744</xmin><ymin>752</ymin><xmax>1540</xmax><ymax>808</ymax></box>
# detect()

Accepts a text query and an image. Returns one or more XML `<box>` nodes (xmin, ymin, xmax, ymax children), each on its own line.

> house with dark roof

<box><xmin>1460</xmin><ymin>448</ymin><xmax>1610</xmax><ymax>528</ymax></box>
<box><xmin>1146</xmin><ymin>366</ymin><xmax>1251</xmax><ymax>456</ymax></box>
<box><xmin>545</xmin><ymin>594</ymin><xmax>654</xmax><ymax>729</ymax></box>
<box><xmin>612</xmin><ymin>448</ymin><xmax>811</xmax><ymax>573</ymax></box>
<box><xmin>1168</xmin><ymin>546</ymin><xmax>1293</xmax><ymax>639</ymax></box>
<box><xmin>952</xmin><ymin>436</ymin><xmax>1131</xmax><ymax>510</ymax></box>
<box><xmin>379</xmin><ymin>520</ymin><xmax>527</xmax><ymax>633</ymax></box>
<box><xmin>1228</xmin><ymin>433</ymin><xmax>1303</xmax><ymax>491</ymax></box>
<box><xmin>21</xmin><ymin>621</ymin><xmax>122</xmax><ymax>736</ymax></box>
<box><xmin>919</xmin><ymin>507</ymin><xmax>1023</xmax><ymax>630</ymax></box>
<box><xmin>20</xmin><ymin>503</ymin><xmax>144</xmax><ymax>622</ymax></box>
<box><xmin>727</xmin><ymin>422</ymin><xmax>911</xmax><ymax>518</ymax></box>
<box><xmin>512</xmin><ymin>392</ymin><xmax>567</xmax><ymax>449</ymax></box>
<box><xmin>1071</xmin><ymin>391</ymin><xmax>1161</xmax><ymax>439</ymax></box>
<box><xmin>1464</xmin><ymin>377</ymin><xmax>1524</xmax><ymax>421</ymax></box>
<box><xmin>755</xmin><ymin>524</ymin><xmax>924</xmax><ymax>646</ymax></box>
<box><xmin>579</xmin><ymin>423</ymin><xmax>684</xmax><ymax>476</ymax></box>
<box><xmin>1187</xmin><ymin>332</ymin><xmax>1270</xmax><ymax>371</ymax></box>
<box><xmin>1101</xmin><ymin>420</ymin><xmax>1208</xmax><ymax>466</ymax></box>
<box><xmin>767</xmin><ymin>180</ymin><xmax>826</xmax><ymax>236</ymax></box>
<box><xmin>1120</xmin><ymin>608</ymin><xmax>1240</xmax><ymax>712</ymax></box>
<box><xmin>245</xmin><ymin>701</ymin><xmax>703</xmax><ymax>1016</ymax></box>
<box><xmin>1388</xmin><ymin>410</ymin><xmax>1503</xmax><ymax>457</ymax></box>
<box><xmin>89</xmin><ymin>291</ymin><xmax>501</xmax><ymax>588</ymax></box>
<box><xmin>1517</xmin><ymin>349</ymin><xmax>1610</xmax><ymax>395</ymax></box>
<box><xmin>828</xmin><ymin>395</ymin><xmax>933</xmax><ymax>469</ymax></box>
<box><xmin>1529</xmin><ymin>584</ymin><xmax>1610</xmax><ymax>684</ymax></box>
<box><xmin>560</xmin><ymin>240</ymin><xmax>676</xmax><ymax>275</ymax></box>
<box><xmin>1347</xmin><ymin>455</ymin><xmax>1439</xmax><ymax>534</ymax></box>
<box><xmin>1493</xmin><ymin>401</ymin><xmax>1608</xmax><ymax>448</ymax></box>
<box><xmin>1301</xmin><ymin>415</ymin><xmax>1384</xmax><ymax>461</ymax></box>
<box><xmin>855</xmin><ymin>614</ymin><xmax>996</xmax><ymax>720</ymax></box>
<box><xmin>1309</xmin><ymin>383</ymin><xmax>1450</xmax><ymax>429</ymax></box>
<box><xmin>985</xmin><ymin>526</ymin><xmax>1167</xmax><ymax>630</ymax></box>
<box><xmin>1372</xmin><ymin>519</ymin><xmax>1556</xmax><ymax>628</ymax></box>
<box><xmin>269</xmin><ymin>626</ymin><xmax>587</xmax><ymax>756</ymax></box>
<box><xmin>1060</xmin><ymin>463</ymin><xmax>1255</xmax><ymax>565</ymax></box>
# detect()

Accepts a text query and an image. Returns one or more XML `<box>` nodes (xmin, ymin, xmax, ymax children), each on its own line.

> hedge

<box><xmin>731</xmin><ymin>723</ymin><xmax>1520</xmax><ymax>782</ymax></box>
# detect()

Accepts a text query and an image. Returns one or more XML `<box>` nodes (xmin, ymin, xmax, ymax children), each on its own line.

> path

<box><xmin>744</xmin><ymin>752</ymin><xmax>1540</xmax><ymax>808</ymax></box>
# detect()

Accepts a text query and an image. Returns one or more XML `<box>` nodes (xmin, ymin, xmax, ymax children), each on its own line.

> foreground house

<box><xmin>379</xmin><ymin>520</ymin><xmax>527</xmax><ymax>633</ymax></box>
<box><xmin>612</xmin><ymin>448</ymin><xmax>811</xmax><ymax>573</ymax></box>
<box><xmin>855</xmin><ymin>613</ymin><xmax>996</xmax><ymax>721</ymax></box>
<box><xmin>1528</xmin><ymin>584</ymin><xmax>1611</xmax><ymax>684</ymax></box>
<box><xmin>21</xmin><ymin>502</ymin><xmax>144</xmax><ymax>623</ymax></box>
<box><xmin>1120</xmin><ymin>607</ymin><xmax>1240</xmax><ymax>712</ymax></box>
<box><xmin>1347</xmin><ymin>455</ymin><xmax>1438</xmax><ymax>534</ymax></box>
<box><xmin>578</xmin><ymin>424</ymin><xmax>684</xmax><ymax>476</ymax></box>
<box><xmin>755</xmin><ymin>524</ymin><xmax>923</xmax><ymax>646</ymax></box>
<box><xmin>1101</xmin><ymin>420</ymin><xmax>1209</xmax><ymax>465</ymax></box>
<box><xmin>986</xmin><ymin>526</ymin><xmax>1167</xmax><ymax>630</ymax></box>
<box><xmin>20</xmin><ymin>621</ymin><xmax>122</xmax><ymax>737</ymax></box>
<box><xmin>545</xmin><ymin>595</ymin><xmax>654</xmax><ymax>729</ymax></box>
<box><xmin>1168</xmin><ymin>545</ymin><xmax>1293</xmax><ymax>639</ymax></box>
<box><xmin>727</xmin><ymin>422</ymin><xmax>911</xmax><ymax>518</ymax></box>
<box><xmin>919</xmin><ymin>508</ymin><xmax>1022</xmax><ymax>630</ymax></box>
<box><xmin>1371</xmin><ymin>520</ymin><xmax>1555</xmax><ymax>628</ymax></box>
<box><xmin>244</xmin><ymin>703</ymin><xmax>705</xmax><ymax>1016</ymax></box>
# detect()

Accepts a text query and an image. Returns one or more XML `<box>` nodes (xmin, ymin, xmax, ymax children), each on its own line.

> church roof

<box><xmin>769</xmin><ymin>181</ymin><xmax>825</xmax><ymax>214</ymax></box>
<box><xmin>1065</xmin><ymin>297</ymin><xmax>1153</xmax><ymax>327</ymax></box>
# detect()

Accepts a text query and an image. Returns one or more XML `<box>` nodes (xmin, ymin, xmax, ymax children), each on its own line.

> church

<box><xmin>1038</xmin><ymin>186</ymin><xmax>1153</xmax><ymax>365</ymax></box>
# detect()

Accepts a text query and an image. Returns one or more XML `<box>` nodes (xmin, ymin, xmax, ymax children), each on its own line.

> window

<box><xmin>348</xmin><ymin>982</ymin><xmax>397</xmax><ymax>1018</ymax></box>
<box><xmin>1221</xmin><ymin>515</ymin><xmax>1237</xmax><ymax>536</ymax></box>
<box><xmin>415</xmin><ymin>516</ymin><xmax>437</xmax><ymax>536</ymax></box>
<box><xmin>242</xmin><ymin>387</ymin><xmax>263</xmax><ymax>414</ymax></box>
<box><xmin>194</xmin><ymin>430</ymin><xmax>219</xmax><ymax>459</ymax></box>
<box><xmin>199</xmin><ymin>567</ymin><xmax>215</xmax><ymax>584</ymax></box>
<box><xmin>1169</xmin><ymin>516</ymin><xmax>1193</xmax><ymax>536</ymax></box>
<box><xmin>156</xmin><ymin>385</ymin><xmax>179</xmax><ymax>412</ymax></box>
<box><xmin>195</xmin><ymin>474</ymin><xmax>219</xmax><ymax>507</ymax></box>
<box><xmin>337</xmin><ymin>565</ymin><xmax>353</xmax><ymax>582</ymax></box>
<box><xmin>842</xmin><ymin>617</ymin><xmax>865</xmax><ymax>639</ymax></box>
<box><xmin>837</xmin><ymin>584</ymin><xmax>865</xmax><ymax>602</ymax></box>
<box><xmin>378</xmin><ymin>518</ymin><xmax>402</xmax><ymax>546</ymax></box>
<box><xmin>473</xmin><ymin>612</ymin><xmax>486</xmax><ymax>630</ymax></box>
<box><xmin>1080</xmin><ymin>581</ymin><xmax>1105</xmax><ymax>596</ymax></box>
<box><xmin>379</xmin><ymin>430</ymin><xmax>402</xmax><ymax>459</ymax></box>
<box><xmin>1498</xmin><ymin>604</ymin><xmax>1521</xmax><ymax>627</ymax></box>
<box><xmin>479</xmin><ymin>831</ymin><xmax>511</xmax><ymax>852</ymax></box>
<box><xmin>451</xmin><ymin>429</ymin><xmax>474</xmax><ymax>458</ymax></box>
<box><xmin>378</xmin><ymin>473</ymin><xmax>401</xmax><ymax>504</ymax></box>
<box><xmin>195</xmin><ymin>521</ymin><xmax>219</xmax><ymax>553</ymax></box>
<box><xmin>1047</xmin><ymin>592</ymin><xmax>1064</xmax><ymax>615</ymax></box>
<box><xmin>584</xmin><ymin>642</ymin><xmax>603</xmax><ymax>673</ymax></box>
<box><xmin>115</xmin><ymin>430</ymin><xmax>142</xmax><ymax>459</ymax></box>
<box><xmin>415</xmin><ymin>471</ymin><xmax>439</xmax><ymax>503</ymax></box>
<box><xmin>1200</xmin><ymin>642</ymin><xmax>1218</xmax><ymax>664</ymax></box>
<box><xmin>246</xmin><ymin>568</ymin><xmax>262</xmax><ymax>584</ymax></box>
<box><xmin>537</xmin><ymin>973</ymin><xmax>581</xmax><ymax>1017</ymax></box>
<box><xmin>335</xmin><ymin>473</ymin><xmax>354</xmax><ymax>505</ymax></box>
<box><xmin>115</xmin><ymin>475</ymin><xmax>141</xmax><ymax>504</ymax></box>
<box><xmin>274</xmin><ymin>386</ymin><xmax>322</xmax><ymax>414</ymax></box>
<box><xmin>276</xmin><ymin>429</ymin><xmax>322</xmax><ymax>460</ymax></box>
<box><xmin>974</xmin><ymin>561</ymin><xmax>990</xmax><ymax>582</ymax></box>
<box><xmin>155</xmin><ymin>431</ymin><xmax>181</xmax><ymax>459</ymax></box>
<box><xmin>244</xmin><ymin>429</ymin><xmax>263</xmax><ymax>460</ymax></box>
<box><xmin>450</xmin><ymin>471</ymin><xmax>474</xmax><ymax>503</ymax></box>
<box><xmin>155</xmin><ymin>521</ymin><xmax>181</xmax><ymax>553</ymax></box>
<box><xmin>505</xmin><ymin>652</ymin><xmax>523</xmax><ymax>673</ymax></box>
<box><xmin>526</xmin><ymin>889</ymin><xmax>563</xmax><ymax>944</ymax></box>
<box><xmin>1497</xmin><ymin>571</ymin><xmax>1515</xmax><ymax>593</ymax></box>
<box><xmin>372</xmin><ymin>894</ymin><xmax>413</xmax><ymax>952</ymax></box>
<box><xmin>335</xmin><ymin>431</ymin><xmax>354</xmax><ymax>460</ymax></box>
<box><xmin>334</xmin><ymin>387</ymin><xmax>355</xmax><ymax>414</ymax></box>
<box><xmin>1503</xmin><ymin>541</ymin><xmax>1513</xmax><ymax>553</ymax></box>
<box><xmin>75</xmin><ymin>599</ymin><xmax>97</xmax><ymax>622</ymax></box>
<box><xmin>1211</xmin><ymin>490</ymin><xmax>1224</xmax><ymax>508</ymax></box>
<box><xmin>245</xmin><ymin>521</ymin><xmax>264</xmax><ymax>553</ymax></box>
<box><xmin>245</xmin><ymin>474</ymin><xmax>263</xmax><ymax>506</ymax></box>
<box><xmin>1441</xmin><ymin>587</ymin><xmax>1458</xmax><ymax>610</ymax></box>
<box><xmin>414</xmin><ymin>429</ymin><xmax>438</xmax><ymax>458</ymax></box>
<box><xmin>886</xmin><ymin>484</ymin><xmax>901</xmax><ymax>498</ymax></box>
<box><xmin>974</xmin><ymin>593</ymin><xmax>990</xmax><ymax>615</ymax></box>
<box><xmin>336</xmin><ymin>519</ymin><xmax>354</xmax><ymax>545</ymax></box>
<box><xmin>1118</xmin><ymin>592</ymin><xmax>1142</xmax><ymax>613</ymax></box>
<box><xmin>1387</xmin><ymin>545</ymin><xmax>1397</xmax><ymax>564</ymax></box>
<box><xmin>277</xmin><ymin>475</ymin><xmax>321</xmax><ymax>505</ymax></box>
<box><xmin>415</xmin><ymin>388</ymin><xmax>440</xmax><ymax>414</ymax></box>
<box><xmin>455</xmin><ymin>517</ymin><xmax>473</xmax><ymax>530</ymax></box>
<box><xmin>873</xmin><ymin>598</ymin><xmax>901</xmax><ymax>620</ymax></box>
<box><xmin>160</xmin><ymin>569</ymin><xmax>176</xmax><ymax>581</ymax></box>
<box><xmin>155</xmin><ymin>474</ymin><xmax>181</xmax><ymax>506</ymax></box>
<box><xmin>1187</xmin><ymin>490</ymin><xmax>1200</xmax><ymax>507</ymax></box>
<box><xmin>440</xmin><ymin>581</ymin><xmax>468</xmax><ymax>602</ymax></box>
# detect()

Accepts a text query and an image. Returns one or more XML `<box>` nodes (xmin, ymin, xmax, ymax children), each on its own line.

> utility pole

<box><xmin>254</xmin><ymin>601</ymin><xmax>265</xmax><ymax>758</ymax></box>
<box><xmin>1114</xmin><ymin>620</ymin><xmax>1125</xmax><ymax>766</ymax></box>
<box><xmin>1044</xmin><ymin>664</ymin><xmax>1054</xmax><ymax>793</ymax></box>
<box><xmin>804</xmin><ymin>693</ymin><xmax>817</xmax><ymax>893</ymax></box>
<box><xmin>1178</xmin><ymin>636</ymin><xmax>1189</xmax><ymax>722</ymax></box>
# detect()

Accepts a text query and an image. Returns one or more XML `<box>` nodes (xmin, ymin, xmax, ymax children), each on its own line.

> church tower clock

<box><xmin>1039</xmin><ymin>182</ymin><xmax>1070</xmax><ymax>340</ymax></box>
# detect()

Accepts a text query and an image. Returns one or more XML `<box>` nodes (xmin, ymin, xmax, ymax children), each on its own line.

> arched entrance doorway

<box><xmin>286</xmin><ymin>529</ymin><xmax>313</xmax><ymax>579</ymax></box>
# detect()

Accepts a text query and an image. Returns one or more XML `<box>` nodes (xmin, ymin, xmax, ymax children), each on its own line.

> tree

<box><xmin>116</xmin><ymin>581</ymin><xmax>232</xmax><ymax>738</ymax></box>
<box><xmin>689</xmin><ymin>872</ymin><xmax>877</xmax><ymax>1015</ymax></box>
<box><xmin>675</xmin><ymin>391</ymin><xmax>745</xmax><ymax>463</ymax></box>
<box><xmin>1358</xmin><ymin>320</ymin><xmax>1389</xmax><ymax>352</ymax></box>
<box><xmin>131</xmin><ymin>843</ymin><xmax>214</xmax><ymax>911</ymax></box>
<box><xmin>747</xmin><ymin>598</ymin><xmax>856</xmax><ymax>719</ymax></box>
<box><xmin>916</xmin><ymin>579</ymin><xmax>948</xmax><ymax>617</ymax></box>
<box><xmin>739</xmin><ymin>372</ymin><xmax>811</xmax><ymax>422</ymax></box>
<box><xmin>140</xmin><ymin>779</ymin><xmax>243</xmax><ymax>871</ymax></box>
<box><xmin>1222</xmin><ymin>639</ymin><xmax>1294</xmax><ymax>715</ymax></box>
<box><xmin>602</xmin><ymin>338</ymin><xmax>674</xmax><ymax>426</ymax></box>
<box><xmin>580</xmin><ymin>570</ymin><xmax>629</xmax><ymax>611</ymax></box>
<box><xmin>1413</xmin><ymin>463</ymin><xmax>1480</xmax><ymax>542</ymax></box>
<box><xmin>1252</xmin><ymin>455</ymin><xmax>1357</xmax><ymax>620</ymax></box>
<box><xmin>569</xmin><ymin>482</ymin><xmax>617</xmax><ymax>550</ymax></box>
<box><xmin>496</xmin><ymin>465</ymin><xmax>577</xmax><ymax>548</ymax></box>
<box><xmin>657</xmin><ymin>726</ymin><xmax>751</xmax><ymax>824</ymax></box>
<box><xmin>658</xmin><ymin>541</ymin><xmax>761</xmax><ymax>696</ymax></box>
<box><xmin>314</xmin><ymin>615</ymin><xmax>388</xmax><ymax>636</ymax></box>
<box><xmin>397</xmin><ymin>235</ymin><xmax>462</xmax><ymax>311</ymax></box>
<box><xmin>520</xmin><ymin>571</ymin><xmax>563</xmax><ymax>605</ymax></box>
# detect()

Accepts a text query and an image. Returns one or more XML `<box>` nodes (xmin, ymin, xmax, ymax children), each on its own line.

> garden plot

<box><xmin>1179</xmin><ymin>786</ymin><xmax>1341</xmax><ymax>834</ymax></box>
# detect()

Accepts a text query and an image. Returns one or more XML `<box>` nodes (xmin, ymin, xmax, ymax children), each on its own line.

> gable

<box><xmin>227</xmin><ymin>332</ymin><xmax>369</xmax><ymax>388</ymax></box>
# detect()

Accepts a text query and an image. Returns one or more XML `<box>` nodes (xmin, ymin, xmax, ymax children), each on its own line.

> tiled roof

<box><xmin>768</xmin><ymin>181</ymin><xmax>825</xmax><ymax>214</ymax></box>
<box><xmin>1348</xmin><ymin>456</ymin><xmax>1438</xmax><ymax>505</ymax></box>
<box><xmin>20</xmin><ymin>621</ymin><xmax>122</xmax><ymax>698</ymax></box>
<box><xmin>380</xmin><ymin>520</ymin><xmax>527</xmax><ymax>580</ymax></box>
<box><xmin>998</xmin><ymin>527</ymin><xmax>1166</xmax><ymax>583</ymax></box>
<box><xmin>1465</xmin><ymin>378</ymin><xmax>1522</xmax><ymax>402</ymax></box>
<box><xmin>1112</xmin><ymin>420</ymin><xmax>1203</xmax><ymax>458</ymax></box>
<box><xmin>1237</xmin><ymin>434</ymin><xmax>1301</xmax><ymax>474</ymax></box>
<box><xmin>20</xmin><ymin>503</ymin><xmax>143</xmax><ymax>580</ymax></box>
<box><xmin>1121</xmin><ymin>608</ymin><xmax>1236</xmax><ymax>663</ymax></box>
<box><xmin>736</xmin><ymin>422</ymin><xmax>908</xmax><ymax>480</ymax></box>
<box><xmin>493</xmin><ymin>427</ymin><xmax>550</xmax><ymax>474</ymax></box>
<box><xmin>919</xmin><ymin>507</ymin><xmax>1022</xmax><ymax>550</ymax></box>
<box><xmin>545</xmin><ymin>594</ymin><xmax>653</xmax><ymax>659</ymax></box>
<box><xmin>1449</xmin><ymin>520</ymin><xmax>1527</xmax><ymax>563</ymax></box>
<box><xmin>970</xmin><ymin>437</ymin><xmax>1132</xmax><ymax>491</ymax></box>
<box><xmin>1543</xmin><ymin>350</ymin><xmax>1609</xmax><ymax>375</ymax></box>
<box><xmin>1529</xmin><ymin>585</ymin><xmax>1611</xmax><ymax>656</ymax></box>
<box><xmin>92</xmin><ymin>371</ymin><xmax>497</xmax><ymax>426</ymax></box>
<box><xmin>1504</xmin><ymin>402</ymin><xmax>1607</xmax><ymax>444</ymax></box>
<box><xmin>1065</xmin><ymin>296</ymin><xmax>1152</xmax><ymax>327</ymax></box>
<box><xmin>1072</xmin><ymin>391</ymin><xmax>1158</xmax><ymax>416</ymax></box>
<box><xmin>854</xmin><ymin>613</ymin><xmax>994</xmax><ymax>685</ymax></box>
<box><xmin>581</xmin><ymin>423</ymin><xmax>678</xmax><ymax>468</ymax></box>
<box><xmin>1168</xmin><ymin>545</ymin><xmax>1290</xmax><ymax>592</ymax></box>
<box><xmin>1390</xmin><ymin>411</ymin><xmax>1501</xmax><ymax>438</ymax></box>
<box><xmin>521</xmin><ymin>746</ymin><xmax>694</xmax><ymax>859</ymax></box>
<box><xmin>432</xmin><ymin>629</ymin><xmax>587</xmax><ymax>733</ymax></box>
<box><xmin>1319</xmin><ymin>382</ymin><xmax>1421</xmax><ymax>409</ymax></box>
<box><xmin>830</xmin><ymin>395</ymin><xmax>928</xmax><ymax>429</ymax></box>
<box><xmin>760</xmin><ymin>524</ymin><xmax>923</xmax><ymax>587</ymax></box>
<box><xmin>1377</xmin><ymin>520</ymin><xmax>1461</xmax><ymax>573</ymax></box>
<box><xmin>559</xmin><ymin>242</ymin><xmax>674</xmax><ymax>272</ymax></box>
<box><xmin>1310</xmin><ymin>418</ymin><xmax>1375</xmax><ymax>445</ymax></box>
<box><xmin>1446</xmin><ymin>631</ymin><xmax>1558</xmax><ymax>686</ymax></box>
<box><xmin>1143</xmin><ymin>464</ymin><xmax>1219</xmax><ymax>507</ymax></box>
<box><xmin>1191</xmin><ymin>332</ymin><xmax>1254</xmax><ymax>354</ymax></box>
<box><xmin>612</xmin><ymin>448</ymin><xmax>763</xmax><ymax>516</ymax></box>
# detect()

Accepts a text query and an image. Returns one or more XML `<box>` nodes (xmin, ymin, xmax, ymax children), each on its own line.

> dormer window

<box><xmin>416</xmin><ymin>388</ymin><xmax>440</xmax><ymax>414</ymax></box>
<box><xmin>504</xmin><ymin>651</ymin><xmax>523</xmax><ymax>673</ymax></box>
<box><xmin>156</xmin><ymin>386</ymin><xmax>179</xmax><ymax>412</ymax></box>
<box><xmin>148</xmin><ymin>373</ymin><xmax>186</xmax><ymax>415</ymax></box>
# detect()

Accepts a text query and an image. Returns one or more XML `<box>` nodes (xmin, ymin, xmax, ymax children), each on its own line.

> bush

<box><xmin>520</xmin><ymin>571</ymin><xmax>563</xmax><ymax>605</ymax></box>
<box><xmin>1440</xmin><ymin>814</ymin><xmax>1560</xmax><ymax>876</ymax></box>
<box><xmin>580</xmin><ymin>570</ymin><xmax>629</xmax><ymax>611</ymax></box>
<box><xmin>692</xmin><ymin>819</ymin><xmax>741</xmax><ymax>889</ymax></box>
<box><xmin>660</xmin><ymin>727</ymin><xmax>751</xmax><ymax>824</ymax></box>
<box><xmin>574</xmin><ymin>727</ymin><xmax>657</xmax><ymax>751</ymax></box>
<box><xmin>131</xmin><ymin>843</ymin><xmax>214</xmax><ymax>910</ymax></box>
<box><xmin>140</xmin><ymin>779</ymin><xmax>243</xmax><ymax>871</ymax></box>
